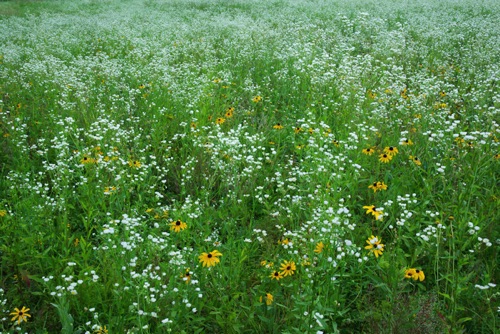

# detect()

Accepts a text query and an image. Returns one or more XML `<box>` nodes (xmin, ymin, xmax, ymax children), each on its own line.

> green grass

<box><xmin>0</xmin><ymin>0</ymin><xmax>499</xmax><ymax>333</ymax></box>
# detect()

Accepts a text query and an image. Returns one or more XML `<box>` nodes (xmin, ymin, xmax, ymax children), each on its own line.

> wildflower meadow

<box><xmin>0</xmin><ymin>0</ymin><xmax>499</xmax><ymax>332</ymax></box>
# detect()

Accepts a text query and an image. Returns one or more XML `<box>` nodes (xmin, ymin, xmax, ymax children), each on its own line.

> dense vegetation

<box><xmin>0</xmin><ymin>0</ymin><xmax>499</xmax><ymax>332</ymax></box>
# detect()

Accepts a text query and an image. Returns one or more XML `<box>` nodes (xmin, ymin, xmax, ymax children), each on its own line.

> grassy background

<box><xmin>0</xmin><ymin>0</ymin><xmax>499</xmax><ymax>333</ymax></box>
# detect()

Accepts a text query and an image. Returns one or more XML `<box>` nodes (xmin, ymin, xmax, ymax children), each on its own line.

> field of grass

<box><xmin>0</xmin><ymin>0</ymin><xmax>499</xmax><ymax>332</ymax></box>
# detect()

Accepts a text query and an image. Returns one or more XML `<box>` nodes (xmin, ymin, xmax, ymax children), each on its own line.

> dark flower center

<box><xmin>176</xmin><ymin>221</ymin><xmax>181</xmax><ymax>226</ymax></box>
<box><xmin>207</xmin><ymin>254</ymin><xmax>212</xmax><ymax>258</ymax></box>
<box><xmin>19</xmin><ymin>311</ymin><xmax>23</xmax><ymax>315</ymax></box>
<box><xmin>373</xmin><ymin>182</ymin><xmax>378</xmax><ymax>187</ymax></box>
<box><xmin>274</xmin><ymin>272</ymin><xmax>279</xmax><ymax>276</ymax></box>
<box><xmin>287</xmin><ymin>266</ymin><xmax>291</xmax><ymax>270</ymax></box>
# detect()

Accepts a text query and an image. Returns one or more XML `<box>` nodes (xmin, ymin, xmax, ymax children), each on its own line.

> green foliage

<box><xmin>0</xmin><ymin>0</ymin><xmax>499</xmax><ymax>332</ymax></box>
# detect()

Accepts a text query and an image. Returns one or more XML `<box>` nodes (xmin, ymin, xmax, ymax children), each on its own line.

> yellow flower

<box><xmin>401</xmin><ymin>138</ymin><xmax>413</xmax><ymax>146</ymax></box>
<box><xmin>314</xmin><ymin>241</ymin><xmax>324</xmax><ymax>253</ymax></box>
<box><xmin>383</xmin><ymin>146</ymin><xmax>399</xmax><ymax>156</ymax></box>
<box><xmin>252</xmin><ymin>95</ymin><xmax>262</xmax><ymax>103</ymax></box>
<box><xmin>362</xmin><ymin>147</ymin><xmax>375</xmax><ymax>155</ymax></box>
<box><xmin>180</xmin><ymin>268</ymin><xmax>192</xmax><ymax>284</ymax></box>
<box><xmin>103</xmin><ymin>186</ymin><xmax>117</xmax><ymax>194</ymax></box>
<box><xmin>273</xmin><ymin>123</ymin><xmax>284</xmax><ymax>130</ymax></box>
<box><xmin>261</xmin><ymin>260</ymin><xmax>273</xmax><ymax>268</ymax></box>
<box><xmin>278</xmin><ymin>238</ymin><xmax>291</xmax><ymax>245</ymax></box>
<box><xmin>294</xmin><ymin>127</ymin><xmax>303</xmax><ymax>134</ymax></box>
<box><xmin>95</xmin><ymin>326</ymin><xmax>108</xmax><ymax>334</ymax></box>
<box><xmin>368</xmin><ymin>181</ymin><xmax>388</xmax><ymax>193</ymax></box>
<box><xmin>270</xmin><ymin>270</ymin><xmax>283</xmax><ymax>280</ymax></box>
<box><xmin>0</xmin><ymin>210</ymin><xmax>7</xmax><ymax>217</ymax></box>
<box><xmin>379</xmin><ymin>153</ymin><xmax>393</xmax><ymax>163</ymax></box>
<box><xmin>279</xmin><ymin>260</ymin><xmax>296</xmax><ymax>277</ymax></box>
<box><xmin>260</xmin><ymin>293</ymin><xmax>274</xmax><ymax>305</ymax></box>
<box><xmin>409</xmin><ymin>155</ymin><xmax>422</xmax><ymax>166</ymax></box>
<box><xmin>363</xmin><ymin>205</ymin><xmax>383</xmax><ymax>220</ymax></box>
<box><xmin>364</xmin><ymin>235</ymin><xmax>384</xmax><ymax>258</ymax></box>
<box><xmin>198</xmin><ymin>250</ymin><xmax>222</xmax><ymax>267</ymax></box>
<box><xmin>170</xmin><ymin>219</ymin><xmax>187</xmax><ymax>233</ymax></box>
<box><xmin>80</xmin><ymin>155</ymin><xmax>97</xmax><ymax>164</ymax></box>
<box><xmin>215</xmin><ymin>117</ymin><xmax>225</xmax><ymax>125</ymax></box>
<box><xmin>225</xmin><ymin>107</ymin><xmax>235</xmax><ymax>118</ymax></box>
<box><xmin>128</xmin><ymin>160</ymin><xmax>141</xmax><ymax>168</ymax></box>
<box><xmin>10</xmin><ymin>306</ymin><xmax>31</xmax><ymax>325</ymax></box>
<box><xmin>405</xmin><ymin>268</ymin><xmax>425</xmax><ymax>281</ymax></box>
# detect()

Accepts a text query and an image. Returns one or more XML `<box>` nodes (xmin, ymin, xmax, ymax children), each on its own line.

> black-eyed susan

<box><xmin>495</xmin><ymin>154</ymin><xmax>500</xmax><ymax>160</ymax></box>
<box><xmin>0</xmin><ymin>210</ymin><xmax>7</xmax><ymax>217</ymax></box>
<box><xmin>278</xmin><ymin>238</ymin><xmax>291</xmax><ymax>246</ymax></box>
<box><xmin>95</xmin><ymin>326</ymin><xmax>108</xmax><ymax>334</ymax></box>
<box><xmin>260</xmin><ymin>293</ymin><xmax>274</xmax><ymax>305</ymax></box>
<box><xmin>103</xmin><ymin>186</ymin><xmax>117</xmax><ymax>195</ymax></box>
<box><xmin>279</xmin><ymin>260</ymin><xmax>296</xmax><ymax>277</ymax></box>
<box><xmin>294</xmin><ymin>127</ymin><xmax>303</xmax><ymax>134</ymax></box>
<box><xmin>252</xmin><ymin>95</ymin><xmax>262</xmax><ymax>103</ymax></box>
<box><xmin>270</xmin><ymin>270</ymin><xmax>283</xmax><ymax>280</ymax></box>
<box><xmin>128</xmin><ymin>160</ymin><xmax>141</xmax><ymax>168</ymax></box>
<box><xmin>362</xmin><ymin>147</ymin><xmax>375</xmax><ymax>156</ymax></box>
<box><xmin>314</xmin><ymin>241</ymin><xmax>324</xmax><ymax>254</ymax></box>
<box><xmin>332</xmin><ymin>139</ymin><xmax>340</xmax><ymax>147</ymax></box>
<box><xmin>404</xmin><ymin>268</ymin><xmax>425</xmax><ymax>281</ymax></box>
<box><xmin>409</xmin><ymin>155</ymin><xmax>422</xmax><ymax>166</ymax></box>
<box><xmin>384</xmin><ymin>146</ymin><xmax>399</xmax><ymax>156</ymax></box>
<box><xmin>261</xmin><ymin>260</ymin><xmax>274</xmax><ymax>268</ymax></box>
<box><xmin>368</xmin><ymin>181</ymin><xmax>388</xmax><ymax>193</ymax></box>
<box><xmin>80</xmin><ymin>155</ymin><xmax>97</xmax><ymax>164</ymax></box>
<box><xmin>379</xmin><ymin>153</ymin><xmax>392</xmax><ymax>163</ymax></box>
<box><xmin>273</xmin><ymin>123</ymin><xmax>284</xmax><ymax>130</ymax></box>
<box><xmin>215</xmin><ymin>117</ymin><xmax>225</xmax><ymax>125</ymax></box>
<box><xmin>198</xmin><ymin>250</ymin><xmax>222</xmax><ymax>267</ymax></box>
<box><xmin>170</xmin><ymin>219</ymin><xmax>187</xmax><ymax>233</ymax></box>
<box><xmin>181</xmin><ymin>268</ymin><xmax>192</xmax><ymax>284</ymax></box>
<box><xmin>363</xmin><ymin>205</ymin><xmax>383</xmax><ymax>220</ymax></box>
<box><xmin>401</xmin><ymin>138</ymin><xmax>413</xmax><ymax>146</ymax></box>
<box><xmin>225</xmin><ymin>107</ymin><xmax>234</xmax><ymax>118</ymax></box>
<box><xmin>10</xmin><ymin>306</ymin><xmax>31</xmax><ymax>325</ymax></box>
<box><xmin>364</xmin><ymin>235</ymin><xmax>384</xmax><ymax>258</ymax></box>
